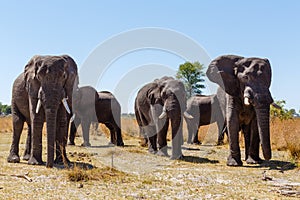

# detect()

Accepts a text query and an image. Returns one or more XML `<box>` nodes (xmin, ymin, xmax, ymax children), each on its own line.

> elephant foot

<box><xmin>22</xmin><ymin>154</ymin><xmax>31</xmax><ymax>161</ymax></box>
<box><xmin>170</xmin><ymin>154</ymin><xmax>184</xmax><ymax>160</ymax></box>
<box><xmin>227</xmin><ymin>155</ymin><xmax>243</xmax><ymax>166</ymax></box>
<box><xmin>28</xmin><ymin>156</ymin><xmax>43</xmax><ymax>165</ymax></box>
<box><xmin>156</xmin><ymin>148</ymin><xmax>169</xmax><ymax>157</ymax></box>
<box><xmin>108</xmin><ymin>141</ymin><xmax>117</xmax><ymax>147</ymax></box>
<box><xmin>7</xmin><ymin>153</ymin><xmax>20</xmax><ymax>163</ymax></box>
<box><xmin>68</xmin><ymin>141</ymin><xmax>75</xmax><ymax>146</ymax></box>
<box><xmin>148</xmin><ymin>148</ymin><xmax>157</xmax><ymax>154</ymax></box>
<box><xmin>139</xmin><ymin>138</ymin><xmax>148</xmax><ymax>147</ymax></box>
<box><xmin>54</xmin><ymin>156</ymin><xmax>70</xmax><ymax>165</ymax></box>
<box><xmin>217</xmin><ymin>140</ymin><xmax>224</xmax><ymax>146</ymax></box>
<box><xmin>192</xmin><ymin>140</ymin><xmax>202</xmax><ymax>145</ymax></box>
<box><xmin>81</xmin><ymin>142</ymin><xmax>91</xmax><ymax>147</ymax></box>
<box><xmin>117</xmin><ymin>141</ymin><xmax>124</xmax><ymax>147</ymax></box>
<box><xmin>246</xmin><ymin>156</ymin><xmax>263</xmax><ymax>164</ymax></box>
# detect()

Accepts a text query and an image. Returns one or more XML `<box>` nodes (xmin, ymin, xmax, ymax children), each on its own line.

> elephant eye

<box><xmin>237</xmin><ymin>66</ymin><xmax>244</xmax><ymax>73</ymax></box>
<box><xmin>243</xmin><ymin>61</ymin><xmax>251</xmax><ymax>68</ymax></box>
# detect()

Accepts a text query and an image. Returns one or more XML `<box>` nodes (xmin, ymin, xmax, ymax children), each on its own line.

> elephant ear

<box><xmin>206</xmin><ymin>55</ymin><xmax>244</xmax><ymax>96</ymax></box>
<box><xmin>61</xmin><ymin>55</ymin><xmax>78</xmax><ymax>104</ymax></box>
<box><xmin>262</xmin><ymin>58</ymin><xmax>272</xmax><ymax>88</ymax></box>
<box><xmin>147</xmin><ymin>83</ymin><xmax>161</xmax><ymax>105</ymax></box>
<box><xmin>24</xmin><ymin>55</ymin><xmax>43</xmax><ymax>91</ymax></box>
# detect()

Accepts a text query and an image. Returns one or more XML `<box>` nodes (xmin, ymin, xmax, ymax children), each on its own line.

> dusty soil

<box><xmin>0</xmin><ymin>130</ymin><xmax>299</xmax><ymax>200</ymax></box>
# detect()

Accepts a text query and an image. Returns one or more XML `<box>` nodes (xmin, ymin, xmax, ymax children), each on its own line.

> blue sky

<box><xmin>0</xmin><ymin>1</ymin><xmax>299</xmax><ymax>113</ymax></box>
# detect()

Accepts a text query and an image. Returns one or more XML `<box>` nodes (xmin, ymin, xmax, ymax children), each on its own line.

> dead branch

<box><xmin>0</xmin><ymin>172</ymin><xmax>32</xmax><ymax>182</ymax></box>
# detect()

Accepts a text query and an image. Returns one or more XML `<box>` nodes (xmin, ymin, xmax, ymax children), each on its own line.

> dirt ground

<box><xmin>0</xmin><ymin>128</ymin><xmax>299</xmax><ymax>200</ymax></box>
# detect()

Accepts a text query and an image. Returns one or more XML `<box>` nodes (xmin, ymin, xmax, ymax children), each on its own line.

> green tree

<box><xmin>270</xmin><ymin>100</ymin><xmax>294</xmax><ymax>121</ymax></box>
<box><xmin>176</xmin><ymin>61</ymin><xmax>206</xmax><ymax>98</ymax></box>
<box><xmin>0</xmin><ymin>102</ymin><xmax>12</xmax><ymax>115</ymax></box>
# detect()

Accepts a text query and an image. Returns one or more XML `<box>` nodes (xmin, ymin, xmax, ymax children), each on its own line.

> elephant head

<box><xmin>206</xmin><ymin>55</ymin><xmax>273</xmax><ymax>161</ymax></box>
<box><xmin>24</xmin><ymin>55</ymin><xmax>78</xmax><ymax>168</ymax></box>
<box><xmin>148</xmin><ymin>77</ymin><xmax>192</xmax><ymax>159</ymax></box>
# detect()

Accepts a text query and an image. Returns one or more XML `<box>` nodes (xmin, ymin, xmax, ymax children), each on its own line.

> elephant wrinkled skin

<box><xmin>70</xmin><ymin>86</ymin><xmax>124</xmax><ymax>147</ymax></box>
<box><xmin>206</xmin><ymin>55</ymin><xmax>273</xmax><ymax>166</ymax></box>
<box><xmin>185</xmin><ymin>94</ymin><xmax>227</xmax><ymax>145</ymax></box>
<box><xmin>7</xmin><ymin>55</ymin><xmax>78</xmax><ymax>168</ymax></box>
<box><xmin>135</xmin><ymin>77</ymin><xmax>190</xmax><ymax>159</ymax></box>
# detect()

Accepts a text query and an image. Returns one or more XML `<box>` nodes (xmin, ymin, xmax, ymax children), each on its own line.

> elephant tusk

<box><xmin>62</xmin><ymin>98</ymin><xmax>71</xmax><ymax>114</ymax></box>
<box><xmin>184</xmin><ymin>111</ymin><xmax>194</xmax><ymax>119</ymax></box>
<box><xmin>244</xmin><ymin>97</ymin><xmax>251</xmax><ymax>106</ymax></box>
<box><xmin>70</xmin><ymin>114</ymin><xmax>76</xmax><ymax>122</ymax></box>
<box><xmin>36</xmin><ymin>99</ymin><xmax>42</xmax><ymax>114</ymax></box>
<box><xmin>158</xmin><ymin>111</ymin><xmax>167</xmax><ymax>119</ymax></box>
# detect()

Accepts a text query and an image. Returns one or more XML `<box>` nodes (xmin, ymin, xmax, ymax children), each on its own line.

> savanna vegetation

<box><xmin>0</xmin><ymin>114</ymin><xmax>299</xmax><ymax>199</ymax></box>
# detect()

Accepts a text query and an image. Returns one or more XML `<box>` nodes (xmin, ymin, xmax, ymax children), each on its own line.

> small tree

<box><xmin>270</xmin><ymin>100</ymin><xmax>294</xmax><ymax>121</ymax></box>
<box><xmin>176</xmin><ymin>61</ymin><xmax>206</xmax><ymax>98</ymax></box>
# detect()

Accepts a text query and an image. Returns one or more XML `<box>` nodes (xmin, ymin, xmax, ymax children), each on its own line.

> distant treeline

<box><xmin>0</xmin><ymin>102</ymin><xmax>11</xmax><ymax>116</ymax></box>
<box><xmin>121</xmin><ymin>113</ymin><xmax>135</xmax><ymax>118</ymax></box>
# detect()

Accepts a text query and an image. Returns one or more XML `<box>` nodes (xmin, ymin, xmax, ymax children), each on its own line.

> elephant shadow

<box><xmin>54</xmin><ymin>161</ymin><xmax>94</xmax><ymax>170</ymax></box>
<box><xmin>180</xmin><ymin>156</ymin><xmax>219</xmax><ymax>164</ymax></box>
<box><xmin>245</xmin><ymin>160</ymin><xmax>297</xmax><ymax>172</ymax></box>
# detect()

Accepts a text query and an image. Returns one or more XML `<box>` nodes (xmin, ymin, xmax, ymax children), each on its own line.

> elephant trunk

<box><xmin>170</xmin><ymin>111</ymin><xmax>184</xmax><ymax>159</ymax></box>
<box><xmin>255</xmin><ymin>107</ymin><xmax>272</xmax><ymax>160</ymax></box>
<box><xmin>45</xmin><ymin>108</ymin><xmax>57</xmax><ymax>168</ymax></box>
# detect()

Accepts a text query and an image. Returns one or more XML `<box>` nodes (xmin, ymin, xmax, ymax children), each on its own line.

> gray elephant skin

<box><xmin>185</xmin><ymin>94</ymin><xmax>227</xmax><ymax>145</ymax></box>
<box><xmin>70</xmin><ymin>86</ymin><xmax>124</xmax><ymax>147</ymax></box>
<box><xmin>7</xmin><ymin>55</ymin><xmax>78</xmax><ymax>168</ymax></box>
<box><xmin>206</xmin><ymin>55</ymin><xmax>274</xmax><ymax>166</ymax></box>
<box><xmin>135</xmin><ymin>76</ymin><xmax>192</xmax><ymax>159</ymax></box>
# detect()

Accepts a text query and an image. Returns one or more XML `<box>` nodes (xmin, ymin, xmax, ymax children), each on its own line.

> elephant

<box><xmin>69</xmin><ymin>86</ymin><xmax>124</xmax><ymax>147</ymax></box>
<box><xmin>7</xmin><ymin>55</ymin><xmax>78</xmax><ymax>168</ymax></box>
<box><xmin>206</xmin><ymin>55</ymin><xmax>274</xmax><ymax>166</ymax></box>
<box><xmin>134</xmin><ymin>76</ymin><xmax>193</xmax><ymax>159</ymax></box>
<box><xmin>184</xmin><ymin>94</ymin><xmax>227</xmax><ymax>145</ymax></box>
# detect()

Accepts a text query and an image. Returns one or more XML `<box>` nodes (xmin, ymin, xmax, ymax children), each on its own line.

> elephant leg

<box><xmin>217</xmin><ymin>122</ymin><xmax>226</xmax><ymax>145</ymax></box>
<box><xmin>55</xmin><ymin>106</ymin><xmax>69</xmax><ymax>165</ymax></box>
<box><xmin>105</xmin><ymin>123</ymin><xmax>116</xmax><ymax>145</ymax></box>
<box><xmin>68</xmin><ymin>121</ymin><xmax>76</xmax><ymax>145</ymax></box>
<box><xmin>246</xmin><ymin>118</ymin><xmax>262</xmax><ymax>164</ymax></box>
<box><xmin>7</xmin><ymin>111</ymin><xmax>24</xmax><ymax>163</ymax></box>
<box><xmin>156</xmin><ymin>119</ymin><xmax>170</xmax><ymax>157</ymax></box>
<box><xmin>28</xmin><ymin>114</ymin><xmax>44</xmax><ymax>165</ymax></box>
<box><xmin>113</xmin><ymin>117</ymin><xmax>124</xmax><ymax>146</ymax></box>
<box><xmin>192</xmin><ymin>129</ymin><xmax>201</xmax><ymax>145</ymax></box>
<box><xmin>81</xmin><ymin>120</ymin><xmax>91</xmax><ymax>147</ymax></box>
<box><xmin>22</xmin><ymin>124</ymin><xmax>31</xmax><ymax>161</ymax></box>
<box><xmin>186</xmin><ymin>119</ymin><xmax>194</xmax><ymax>144</ymax></box>
<box><xmin>139</xmin><ymin>126</ymin><xmax>148</xmax><ymax>147</ymax></box>
<box><xmin>170</xmin><ymin>117</ymin><xmax>183</xmax><ymax>160</ymax></box>
<box><xmin>144</xmin><ymin>125</ymin><xmax>157</xmax><ymax>154</ymax></box>
<box><xmin>241</xmin><ymin>124</ymin><xmax>251</xmax><ymax>161</ymax></box>
<box><xmin>226</xmin><ymin>104</ymin><xmax>242</xmax><ymax>166</ymax></box>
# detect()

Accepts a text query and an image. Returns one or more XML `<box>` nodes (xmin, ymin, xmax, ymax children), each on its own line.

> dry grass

<box><xmin>1</xmin><ymin>116</ymin><xmax>300</xmax><ymax>163</ymax></box>
<box><xmin>0</xmin><ymin>116</ymin><xmax>300</xmax><ymax>199</ymax></box>
<box><xmin>67</xmin><ymin>165</ymin><xmax>129</xmax><ymax>182</ymax></box>
<box><xmin>0</xmin><ymin>116</ymin><xmax>13</xmax><ymax>133</ymax></box>
<box><xmin>271</xmin><ymin>118</ymin><xmax>300</xmax><ymax>162</ymax></box>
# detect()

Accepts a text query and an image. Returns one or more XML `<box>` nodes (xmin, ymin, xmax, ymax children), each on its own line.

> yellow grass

<box><xmin>1</xmin><ymin>116</ymin><xmax>299</xmax><ymax>162</ymax></box>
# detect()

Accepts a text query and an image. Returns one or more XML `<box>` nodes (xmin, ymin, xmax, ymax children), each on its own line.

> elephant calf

<box><xmin>70</xmin><ymin>86</ymin><xmax>124</xmax><ymax>147</ymax></box>
<box><xmin>184</xmin><ymin>94</ymin><xmax>227</xmax><ymax>145</ymax></box>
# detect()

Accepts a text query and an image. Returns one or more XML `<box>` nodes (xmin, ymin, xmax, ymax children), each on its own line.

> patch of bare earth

<box><xmin>0</xmin><ymin>125</ymin><xmax>299</xmax><ymax>199</ymax></box>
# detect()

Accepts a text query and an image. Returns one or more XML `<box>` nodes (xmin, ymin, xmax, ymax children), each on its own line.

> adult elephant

<box><xmin>206</xmin><ymin>55</ymin><xmax>274</xmax><ymax>166</ymax></box>
<box><xmin>135</xmin><ymin>76</ymin><xmax>193</xmax><ymax>159</ymax></box>
<box><xmin>69</xmin><ymin>86</ymin><xmax>124</xmax><ymax>147</ymax></box>
<box><xmin>7</xmin><ymin>55</ymin><xmax>78</xmax><ymax>168</ymax></box>
<box><xmin>185</xmin><ymin>94</ymin><xmax>227</xmax><ymax>145</ymax></box>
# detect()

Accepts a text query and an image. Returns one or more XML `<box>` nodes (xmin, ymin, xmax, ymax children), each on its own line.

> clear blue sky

<box><xmin>0</xmin><ymin>1</ymin><xmax>299</xmax><ymax>113</ymax></box>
